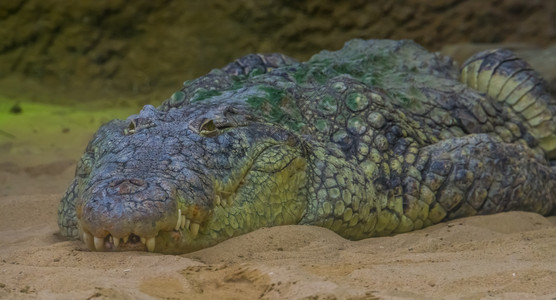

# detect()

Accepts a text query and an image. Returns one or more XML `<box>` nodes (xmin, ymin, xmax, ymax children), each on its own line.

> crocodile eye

<box><xmin>199</xmin><ymin>119</ymin><xmax>219</xmax><ymax>137</ymax></box>
<box><xmin>124</xmin><ymin>121</ymin><xmax>136</xmax><ymax>135</ymax></box>
<box><xmin>124</xmin><ymin>117</ymin><xmax>155</xmax><ymax>135</ymax></box>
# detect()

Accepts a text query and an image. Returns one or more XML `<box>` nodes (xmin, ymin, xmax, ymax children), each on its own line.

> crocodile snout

<box><xmin>77</xmin><ymin>177</ymin><xmax>179</xmax><ymax>252</ymax></box>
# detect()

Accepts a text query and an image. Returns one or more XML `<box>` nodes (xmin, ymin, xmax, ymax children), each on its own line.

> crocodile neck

<box><xmin>299</xmin><ymin>141</ymin><xmax>388</xmax><ymax>240</ymax></box>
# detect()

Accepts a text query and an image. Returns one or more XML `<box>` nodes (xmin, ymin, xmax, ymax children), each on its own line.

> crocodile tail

<box><xmin>461</xmin><ymin>49</ymin><xmax>556</xmax><ymax>159</ymax></box>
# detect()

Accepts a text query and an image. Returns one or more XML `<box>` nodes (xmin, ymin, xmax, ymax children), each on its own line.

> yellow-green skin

<box><xmin>58</xmin><ymin>39</ymin><xmax>556</xmax><ymax>254</ymax></box>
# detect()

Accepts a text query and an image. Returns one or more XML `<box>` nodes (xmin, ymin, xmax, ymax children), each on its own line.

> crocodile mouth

<box><xmin>80</xmin><ymin>207</ymin><xmax>204</xmax><ymax>252</ymax></box>
<box><xmin>77</xmin><ymin>140</ymin><xmax>306</xmax><ymax>253</ymax></box>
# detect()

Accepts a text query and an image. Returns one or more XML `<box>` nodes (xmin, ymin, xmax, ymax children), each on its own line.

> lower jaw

<box><xmin>81</xmin><ymin>231</ymin><xmax>156</xmax><ymax>252</ymax></box>
<box><xmin>153</xmin><ymin>231</ymin><xmax>212</xmax><ymax>254</ymax></box>
<box><xmin>79</xmin><ymin>229</ymin><xmax>213</xmax><ymax>254</ymax></box>
<box><xmin>78</xmin><ymin>208</ymin><xmax>210</xmax><ymax>253</ymax></box>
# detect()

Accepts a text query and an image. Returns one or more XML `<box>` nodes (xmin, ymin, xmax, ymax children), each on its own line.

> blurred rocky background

<box><xmin>1</xmin><ymin>0</ymin><xmax>555</xmax><ymax>106</ymax></box>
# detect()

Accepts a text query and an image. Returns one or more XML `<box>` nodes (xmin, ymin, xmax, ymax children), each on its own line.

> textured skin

<box><xmin>461</xmin><ymin>48</ymin><xmax>556</xmax><ymax>157</ymax></box>
<box><xmin>58</xmin><ymin>39</ymin><xmax>556</xmax><ymax>254</ymax></box>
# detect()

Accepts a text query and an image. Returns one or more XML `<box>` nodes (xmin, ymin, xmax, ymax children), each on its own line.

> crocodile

<box><xmin>58</xmin><ymin>39</ymin><xmax>556</xmax><ymax>254</ymax></box>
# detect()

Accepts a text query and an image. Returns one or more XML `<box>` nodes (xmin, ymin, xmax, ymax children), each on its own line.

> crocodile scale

<box><xmin>58</xmin><ymin>39</ymin><xmax>556</xmax><ymax>254</ymax></box>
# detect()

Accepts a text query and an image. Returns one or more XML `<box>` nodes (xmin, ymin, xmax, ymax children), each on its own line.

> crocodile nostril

<box><xmin>109</xmin><ymin>179</ymin><xmax>147</xmax><ymax>195</ymax></box>
<box><xmin>129</xmin><ymin>178</ymin><xmax>146</xmax><ymax>186</ymax></box>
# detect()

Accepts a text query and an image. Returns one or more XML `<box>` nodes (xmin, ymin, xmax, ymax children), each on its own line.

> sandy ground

<box><xmin>1</xmin><ymin>101</ymin><xmax>556</xmax><ymax>299</ymax></box>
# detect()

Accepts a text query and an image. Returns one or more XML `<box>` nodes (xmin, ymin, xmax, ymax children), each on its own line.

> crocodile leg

<box><xmin>300</xmin><ymin>133</ymin><xmax>556</xmax><ymax>240</ymax></box>
<box><xmin>400</xmin><ymin>133</ymin><xmax>556</xmax><ymax>233</ymax></box>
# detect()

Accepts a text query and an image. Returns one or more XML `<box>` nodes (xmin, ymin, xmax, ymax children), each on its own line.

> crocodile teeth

<box><xmin>146</xmin><ymin>237</ymin><xmax>156</xmax><ymax>252</ymax></box>
<box><xmin>94</xmin><ymin>236</ymin><xmax>105</xmax><ymax>251</ymax></box>
<box><xmin>83</xmin><ymin>232</ymin><xmax>94</xmax><ymax>250</ymax></box>
<box><xmin>113</xmin><ymin>237</ymin><xmax>120</xmax><ymax>248</ymax></box>
<box><xmin>190</xmin><ymin>222</ymin><xmax>200</xmax><ymax>239</ymax></box>
<box><xmin>140</xmin><ymin>237</ymin><xmax>146</xmax><ymax>244</ymax></box>
<box><xmin>123</xmin><ymin>235</ymin><xmax>129</xmax><ymax>243</ymax></box>
<box><xmin>227</xmin><ymin>193</ymin><xmax>235</xmax><ymax>205</ymax></box>
<box><xmin>180</xmin><ymin>215</ymin><xmax>186</xmax><ymax>229</ymax></box>
<box><xmin>185</xmin><ymin>219</ymin><xmax>191</xmax><ymax>230</ymax></box>
<box><xmin>175</xmin><ymin>209</ymin><xmax>182</xmax><ymax>231</ymax></box>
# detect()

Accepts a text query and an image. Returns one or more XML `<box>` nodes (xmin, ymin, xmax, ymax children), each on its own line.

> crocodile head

<box><xmin>70</xmin><ymin>102</ymin><xmax>308</xmax><ymax>254</ymax></box>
